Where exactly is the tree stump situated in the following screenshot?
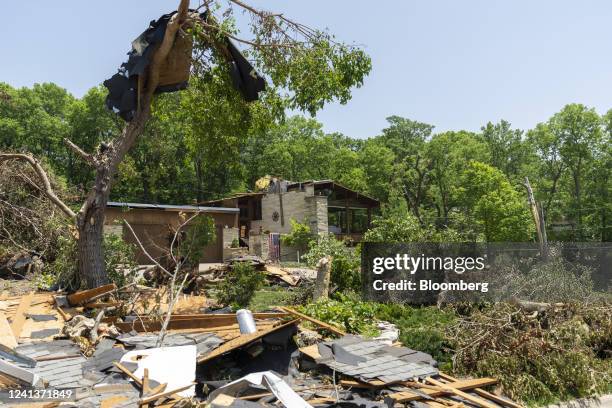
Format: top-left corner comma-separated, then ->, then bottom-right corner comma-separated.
313,256 -> 332,301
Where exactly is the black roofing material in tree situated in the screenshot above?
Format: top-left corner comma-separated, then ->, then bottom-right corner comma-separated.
104,10 -> 266,121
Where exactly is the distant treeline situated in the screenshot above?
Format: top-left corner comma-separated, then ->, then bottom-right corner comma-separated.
0,82 -> 610,242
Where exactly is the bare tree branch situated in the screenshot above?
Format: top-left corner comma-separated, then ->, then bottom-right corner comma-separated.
123,220 -> 173,278
0,154 -> 76,219
64,138 -> 97,167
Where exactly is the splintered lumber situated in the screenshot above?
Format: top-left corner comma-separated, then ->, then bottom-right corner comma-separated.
265,265 -> 299,286
280,306 -> 345,336
67,284 -> 116,306
425,377 -> 498,408
0,312 -> 17,348
84,301 -> 122,309
138,383 -> 194,406
389,378 -> 498,402
101,396 -> 131,408
197,319 -> 299,363
113,362 -> 143,387
146,382 -> 168,397
10,292 -> 33,339
114,312 -> 287,332
142,368 -> 150,395
438,373 -> 523,408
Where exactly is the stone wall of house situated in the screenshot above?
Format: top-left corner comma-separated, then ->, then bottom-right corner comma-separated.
258,190 -> 311,234
306,195 -> 328,236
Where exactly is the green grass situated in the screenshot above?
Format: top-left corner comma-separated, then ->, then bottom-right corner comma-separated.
248,286 -> 295,311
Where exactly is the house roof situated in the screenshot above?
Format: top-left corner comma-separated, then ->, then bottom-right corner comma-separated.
107,201 -> 239,214
287,180 -> 380,206
198,192 -> 265,205
198,180 -> 380,207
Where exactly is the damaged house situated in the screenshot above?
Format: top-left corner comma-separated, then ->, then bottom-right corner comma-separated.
201,179 -> 380,261
103,202 -> 240,264
102,180 -> 379,265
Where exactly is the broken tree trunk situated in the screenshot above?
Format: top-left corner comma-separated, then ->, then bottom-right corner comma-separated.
0,0 -> 190,289
313,256 -> 332,301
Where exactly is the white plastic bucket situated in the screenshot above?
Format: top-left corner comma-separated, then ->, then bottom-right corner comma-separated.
236,309 -> 257,334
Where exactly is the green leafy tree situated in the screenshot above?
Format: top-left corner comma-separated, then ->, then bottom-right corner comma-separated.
480,120 -> 532,183
281,219 -> 313,254
456,162 -> 533,241
0,0 -> 371,288
379,116 -> 435,224
427,131 -> 488,228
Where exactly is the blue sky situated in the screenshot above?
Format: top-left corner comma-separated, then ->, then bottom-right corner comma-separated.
1,1 -> 610,138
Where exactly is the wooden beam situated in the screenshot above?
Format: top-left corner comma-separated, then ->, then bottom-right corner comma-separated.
425,377 -> 498,408
145,382 -> 167,397
438,373 -> 523,408
67,284 -> 117,306
113,362 -> 143,387
0,312 -> 17,349
113,312 -> 289,332
280,306 -> 345,336
142,368 -> 150,395
389,378 -> 498,402
10,292 -> 33,339
138,383 -> 193,405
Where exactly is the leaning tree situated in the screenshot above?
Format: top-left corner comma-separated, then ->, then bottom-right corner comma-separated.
0,0 -> 370,288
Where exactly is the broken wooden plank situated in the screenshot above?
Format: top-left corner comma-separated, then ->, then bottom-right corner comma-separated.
67,284 -> 116,306
55,306 -> 71,322
84,301 -> 122,309
168,312 -> 289,320
197,319 -> 299,363
100,395 -> 131,408
113,362 -> 143,387
114,313 -> 286,332
425,377 -> 499,408
142,368 -> 150,395
438,373 -> 523,408
0,312 -> 17,348
280,306 -> 345,336
389,378 -> 498,402
265,265 -> 300,286
137,383 -> 194,406
10,292 -> 33,340
145,382 -> 167,398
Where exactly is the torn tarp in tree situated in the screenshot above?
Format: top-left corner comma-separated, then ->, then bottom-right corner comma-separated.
104,10 -> 266,121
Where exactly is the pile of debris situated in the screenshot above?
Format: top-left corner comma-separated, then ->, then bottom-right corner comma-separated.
0,285 -> 524,408
180,256 -> 317,293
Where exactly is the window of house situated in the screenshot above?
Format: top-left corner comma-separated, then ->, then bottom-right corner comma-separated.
351,208 -> 368,233
253,199 -> 262,220
328,207 -> 348,234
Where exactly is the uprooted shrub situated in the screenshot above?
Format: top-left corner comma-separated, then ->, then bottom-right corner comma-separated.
216,261 -> 265,309
448,302 -> 612,405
